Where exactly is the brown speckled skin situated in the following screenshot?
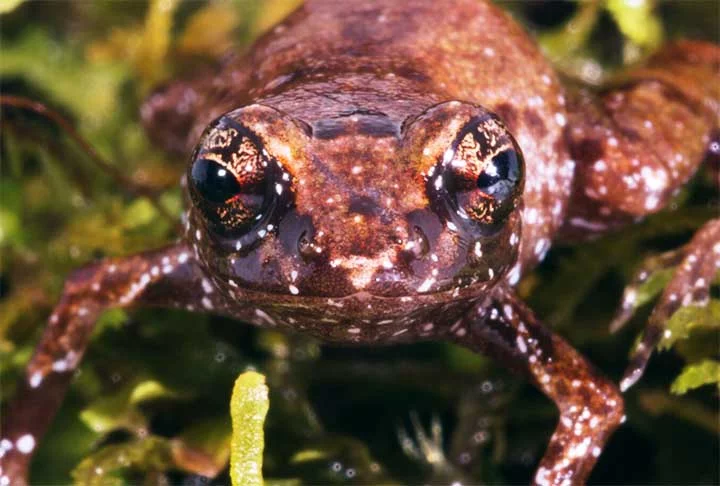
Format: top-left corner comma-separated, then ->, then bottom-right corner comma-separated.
2,1 -> 719,485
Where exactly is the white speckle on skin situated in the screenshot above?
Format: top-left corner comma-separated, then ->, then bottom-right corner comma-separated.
201,278 -> 214,294
289,284 -> 300,295
0,439 -> 12,453
525,208 -> 538,224
52,359 -> 69,372
16,434 -> 35,454
516,336 -> 527,354
201,297 -> 213,310
417,277 -> 435,293
473,241 -> 483,258
535,467 -> 551,486
29,371 -> 43,388
507,264 -> 521,286
178,252 -> 189,264
254,308 -> 277,326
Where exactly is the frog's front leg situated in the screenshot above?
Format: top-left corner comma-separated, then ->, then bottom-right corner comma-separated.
450,288 -> 624,485
0,244 -> 222,485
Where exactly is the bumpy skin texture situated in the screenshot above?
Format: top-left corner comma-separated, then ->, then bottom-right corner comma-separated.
2,1 -> 718,485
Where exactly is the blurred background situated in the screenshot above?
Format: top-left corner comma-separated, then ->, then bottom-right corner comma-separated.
1,0 -> 718,484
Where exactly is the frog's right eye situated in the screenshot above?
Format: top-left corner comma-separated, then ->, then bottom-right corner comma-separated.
190,159 -> 247,204
188,118 -> 292,245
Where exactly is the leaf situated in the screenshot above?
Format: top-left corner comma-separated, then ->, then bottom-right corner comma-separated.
671,360 -> 720,395
605,0 -> 663,48
0,0 -> 25,14
1,29 -> 130,136
171,417 -> 232,478
539,2 -> 600,60
230,370 -> 269,486
177,2 -> 241,58
659,301 -> 720,350
632,267 -> 674,310
71,436 -> 172,486
638,389 -> 720,434
80,379 -> 180,434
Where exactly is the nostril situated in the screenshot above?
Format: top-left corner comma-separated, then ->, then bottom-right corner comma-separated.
278,212 -> 319,260
403,225 -> 430,259
297,229 -> 316,258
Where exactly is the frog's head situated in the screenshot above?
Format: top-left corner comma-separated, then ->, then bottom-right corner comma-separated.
185,101 -> 524,312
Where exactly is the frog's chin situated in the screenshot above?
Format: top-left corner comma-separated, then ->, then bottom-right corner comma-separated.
228,284 -> 500,341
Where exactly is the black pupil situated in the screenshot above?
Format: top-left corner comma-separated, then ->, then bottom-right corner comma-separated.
190,158 -> 242,203
476,149 -> 520,201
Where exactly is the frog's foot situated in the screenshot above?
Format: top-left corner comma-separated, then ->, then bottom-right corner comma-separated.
398,413 -> 446,468
398,413 -> 466,481
619,218 -> 720,392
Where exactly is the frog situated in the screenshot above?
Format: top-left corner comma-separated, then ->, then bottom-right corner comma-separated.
2,0 -> 718,484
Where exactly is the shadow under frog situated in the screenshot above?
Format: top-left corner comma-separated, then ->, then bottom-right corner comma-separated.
2,0 -> 719,484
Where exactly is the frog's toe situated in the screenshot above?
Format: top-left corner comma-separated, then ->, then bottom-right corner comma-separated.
397,412 -> 446,465
397,412 -> 470,482
620,218 -> 720,392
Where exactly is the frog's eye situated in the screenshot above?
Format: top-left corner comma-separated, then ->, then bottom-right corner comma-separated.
190,159 -> 252,204
188,119 -> 292,242
428,116 -> 524,229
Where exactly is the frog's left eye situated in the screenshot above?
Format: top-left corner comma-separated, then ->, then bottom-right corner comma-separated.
428,116 -> 524,230
188,118 -> 292,243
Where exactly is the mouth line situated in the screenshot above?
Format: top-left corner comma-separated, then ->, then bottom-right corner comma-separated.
236,281 -> 487,302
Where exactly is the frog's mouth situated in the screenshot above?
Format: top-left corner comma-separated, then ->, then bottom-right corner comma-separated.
233,277 -> 496,307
